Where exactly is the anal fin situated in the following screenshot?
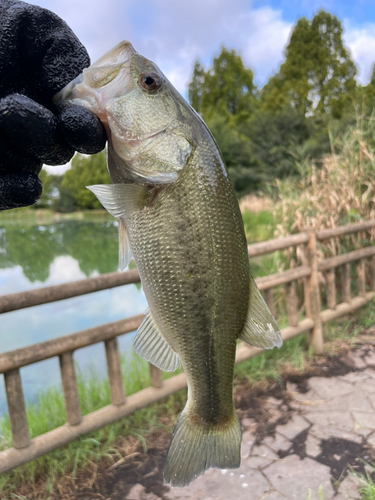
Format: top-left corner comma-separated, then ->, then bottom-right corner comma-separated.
133,310 -> 180,372
239,277 -> 283,349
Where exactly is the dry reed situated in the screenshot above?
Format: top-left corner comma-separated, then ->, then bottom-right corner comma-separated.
239,194 -> 273,214
275,112 -> 375,258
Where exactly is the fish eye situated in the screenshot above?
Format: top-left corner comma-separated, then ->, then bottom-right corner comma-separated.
139,72 -> 162,91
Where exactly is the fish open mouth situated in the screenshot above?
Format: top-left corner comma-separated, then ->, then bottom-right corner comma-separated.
53,41 -> 137,115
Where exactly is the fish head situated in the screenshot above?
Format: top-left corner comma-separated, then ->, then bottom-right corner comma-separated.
55,41 -> 195,184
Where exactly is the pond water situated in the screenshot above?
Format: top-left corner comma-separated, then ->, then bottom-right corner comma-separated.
0,216 -> 148,414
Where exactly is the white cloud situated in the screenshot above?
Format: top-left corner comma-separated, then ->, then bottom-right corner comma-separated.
238,8 -> 293,85
0,266 -> 29,295
43,160 -> 71,175
48,255 -> 86,283
344,21 -> 375,84
30,0 -> 292,97
33,0 -> 136,64
27,1 -> 375,96
133,3 -> 293,92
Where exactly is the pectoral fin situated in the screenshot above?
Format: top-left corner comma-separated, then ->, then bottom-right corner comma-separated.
133,310 -> 180,372
87,183 -> 150,271
118,217 -> 133,270
87,183 -> 151,218
239,277 -> 283,349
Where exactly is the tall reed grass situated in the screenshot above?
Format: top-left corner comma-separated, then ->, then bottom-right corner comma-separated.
275,111 -> 375,257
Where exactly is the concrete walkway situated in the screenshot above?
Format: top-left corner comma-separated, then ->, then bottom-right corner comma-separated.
126,344 -> 375,500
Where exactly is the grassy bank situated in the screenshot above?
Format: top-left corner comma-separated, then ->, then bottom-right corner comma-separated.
353,462 -> 375,499
0,207 -> 111,227
1,301 -> 374,498
0,202 -> 274,230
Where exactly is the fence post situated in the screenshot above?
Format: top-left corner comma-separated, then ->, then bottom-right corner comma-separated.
149,363 -> 163,388
356,259 -> 366,297
4,369 -> 30,449
341,264 -> 351,302
285,282 -> 298,327
264,289 -> 276,318
60,352 -> 81,425
371,256 -> 375,292
105,338 -> 126,406
303,229 -> 324,354
326,269 -> 336,309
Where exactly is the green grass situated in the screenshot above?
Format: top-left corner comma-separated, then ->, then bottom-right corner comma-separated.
242,210 -> 276,244
235,330 -> 308,383
351,462 -> 375,499
0,207 -> 110,227
1,207 -> 273,234
305,486 -> 325,500
0,354 -> 185,497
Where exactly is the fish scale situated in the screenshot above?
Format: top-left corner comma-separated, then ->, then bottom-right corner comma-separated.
55,40 -> 282,487
127,136 -> 249,425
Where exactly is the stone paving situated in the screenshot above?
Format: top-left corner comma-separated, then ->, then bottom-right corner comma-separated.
125,344 -> 375,500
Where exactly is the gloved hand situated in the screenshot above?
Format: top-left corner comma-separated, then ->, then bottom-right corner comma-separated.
0,0 -> 107,210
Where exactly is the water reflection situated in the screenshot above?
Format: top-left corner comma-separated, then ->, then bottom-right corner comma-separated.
0,219 -> 147,413
0,220 -> 119,283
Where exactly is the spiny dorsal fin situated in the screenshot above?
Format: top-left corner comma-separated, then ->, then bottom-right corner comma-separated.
118,217 -> 133,271
238,277 -> 283,350
133,310 -> 180,372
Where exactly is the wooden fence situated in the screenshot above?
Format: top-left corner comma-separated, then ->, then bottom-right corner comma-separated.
0,219 -> 375,474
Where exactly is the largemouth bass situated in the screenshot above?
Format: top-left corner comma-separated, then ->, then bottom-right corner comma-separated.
55,41 -> 282,487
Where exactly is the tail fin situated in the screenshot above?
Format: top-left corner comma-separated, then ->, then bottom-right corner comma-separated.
163,408 -> 241,487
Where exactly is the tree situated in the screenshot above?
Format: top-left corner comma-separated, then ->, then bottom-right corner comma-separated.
59,151 -> 109,210
205,112 -> 262,194
357,64 -> 375,113
54,186 -> 76,213
62,222 -> 118,276
188,47 -> 257,121
244,106 -> 313,181
188,60 -> 205,114
187,48 -> 262,194
262,10 -> 357,119
3,225 -> 62,282
34,169 -> 61,209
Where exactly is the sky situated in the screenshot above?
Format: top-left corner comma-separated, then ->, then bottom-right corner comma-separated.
33,0 -> 375,173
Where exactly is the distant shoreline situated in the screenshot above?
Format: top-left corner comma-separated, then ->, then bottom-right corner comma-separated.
0,194 -> 270,222
0,207 -> 111,224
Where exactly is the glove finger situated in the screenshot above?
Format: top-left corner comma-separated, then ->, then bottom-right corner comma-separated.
41,28 -> 90,96
59,106 -> 107,154
0,94 -> 74,165
0,135 -> 42,176
0,172 -> 42,210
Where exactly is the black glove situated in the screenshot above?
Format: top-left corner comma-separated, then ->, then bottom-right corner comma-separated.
0,0 -> 107,210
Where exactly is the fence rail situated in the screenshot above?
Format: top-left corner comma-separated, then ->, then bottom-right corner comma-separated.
0,220 -> 375,474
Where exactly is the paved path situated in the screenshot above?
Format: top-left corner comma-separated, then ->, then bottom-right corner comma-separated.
125,344 -> 375,500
